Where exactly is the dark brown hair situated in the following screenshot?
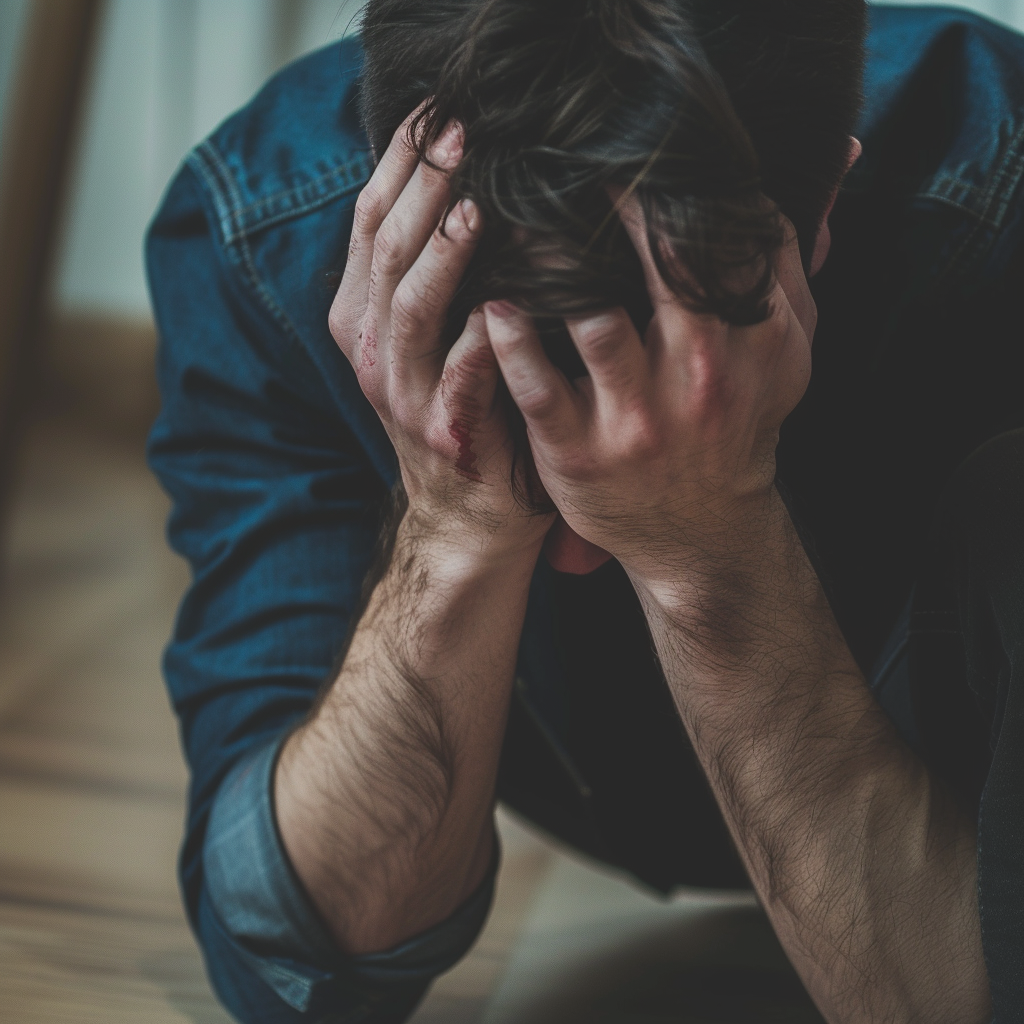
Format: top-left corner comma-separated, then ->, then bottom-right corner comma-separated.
358,0 -> 867,339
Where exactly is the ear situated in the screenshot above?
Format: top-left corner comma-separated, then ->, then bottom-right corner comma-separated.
809,137 -> 863,277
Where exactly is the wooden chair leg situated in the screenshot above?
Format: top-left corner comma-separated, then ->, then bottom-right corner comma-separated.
0,0 -> 104,538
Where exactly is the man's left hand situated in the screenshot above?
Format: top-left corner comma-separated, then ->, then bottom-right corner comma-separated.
484,198 -> 814,590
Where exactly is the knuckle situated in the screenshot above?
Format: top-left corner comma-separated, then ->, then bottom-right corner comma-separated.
390,281 -> 425,331
372,223 -> 405,277
328,300 -> 346,347
328,298 -> 356,353
422,420 -> 452,455
515,383 -> 559,420
352,353 -> 383,406
578,328 -> 617,361
353,188 -> 384,236
389,391 -> 423,433
443,346 -> 492,395
372,228 -> 401,269
691,368 -> 735,421
358,375 -> 384,411
618,412 -> 660,458
574,314 -> 621,359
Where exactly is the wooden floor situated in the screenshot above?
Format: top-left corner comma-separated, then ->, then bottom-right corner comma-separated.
0,411 -> 557,1024
0,411 -> 821,1023
0,414 -> 224,1023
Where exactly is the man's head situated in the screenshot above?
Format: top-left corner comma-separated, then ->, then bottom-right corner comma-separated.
358,0 -> 867,334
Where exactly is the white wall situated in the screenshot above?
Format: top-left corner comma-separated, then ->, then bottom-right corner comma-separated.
0,0 -> 365,319
0,0 -> 30,125
0,0 -> 1022,320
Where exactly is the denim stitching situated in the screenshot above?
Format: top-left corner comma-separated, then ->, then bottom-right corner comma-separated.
190,143 -> 305,347
912,191 -> 998,226
927,178 -> 995,200
187,141 -> 371,240
932,119 -> 1024,279
187,144 -> 236,247
225,157 -> 372,238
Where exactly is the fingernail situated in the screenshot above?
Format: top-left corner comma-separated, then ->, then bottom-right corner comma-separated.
459,198 -> 480,234
487,300 -> 519,319
441,119 -> 463,146
430,120 -> 463,169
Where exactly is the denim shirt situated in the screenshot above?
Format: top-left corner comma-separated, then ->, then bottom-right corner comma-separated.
147,7 -> 1024,1024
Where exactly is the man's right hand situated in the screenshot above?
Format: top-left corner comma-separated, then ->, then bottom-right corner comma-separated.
274,112 -> 548,958
329,111 -> 553,554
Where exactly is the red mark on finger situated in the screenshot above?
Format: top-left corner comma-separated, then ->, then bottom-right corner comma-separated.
358,326 -> 377,373
449,419 -> 482,481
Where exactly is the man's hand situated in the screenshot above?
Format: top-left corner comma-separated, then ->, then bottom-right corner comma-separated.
485,202 -> 990,1024
275,115 -> 549,956
484,198 -> 814,591
330,111 -> 552,555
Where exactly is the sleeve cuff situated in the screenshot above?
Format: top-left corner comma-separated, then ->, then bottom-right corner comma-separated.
202,735 -> 499,1013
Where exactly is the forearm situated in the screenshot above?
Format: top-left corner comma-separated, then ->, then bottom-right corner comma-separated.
632,489 -> 989,1024
275,509 -> 540,955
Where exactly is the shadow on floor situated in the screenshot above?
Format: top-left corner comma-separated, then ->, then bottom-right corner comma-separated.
486,901 -> 824,1024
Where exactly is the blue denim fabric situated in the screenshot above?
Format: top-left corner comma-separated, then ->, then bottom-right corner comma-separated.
147,8 -> 1024,1024
204,739 -> 337,974
202,737 -> 497,1019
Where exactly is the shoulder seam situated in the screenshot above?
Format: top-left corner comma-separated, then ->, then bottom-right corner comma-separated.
186,142 -> 371,247
925,119 -> 1024,280
187,143 -> 307,349
919,120 -> 1024,232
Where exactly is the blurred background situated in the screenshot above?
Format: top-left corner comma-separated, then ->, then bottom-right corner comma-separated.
0,2 -> 1022,1022
0,0 -> 367,440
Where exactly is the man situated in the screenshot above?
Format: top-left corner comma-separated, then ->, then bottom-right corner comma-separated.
147,2 -> 1023,1022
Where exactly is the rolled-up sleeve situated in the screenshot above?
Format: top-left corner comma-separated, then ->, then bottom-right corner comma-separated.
146,155 -> 495,1023
203,737 -> 497,1022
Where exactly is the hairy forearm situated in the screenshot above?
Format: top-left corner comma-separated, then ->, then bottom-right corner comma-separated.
275,509 -> 539,955
632,489 -> 990,1024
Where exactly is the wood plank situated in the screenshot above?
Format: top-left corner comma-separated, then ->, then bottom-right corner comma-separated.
0,776 -> 185,918
0,413 -> 556,1022
0,901 -> 231,1024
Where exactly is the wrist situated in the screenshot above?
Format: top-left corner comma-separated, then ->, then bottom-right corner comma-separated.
401,499 -> 552,575
623,487 -> 789,614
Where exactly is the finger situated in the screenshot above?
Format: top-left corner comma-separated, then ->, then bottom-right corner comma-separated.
484,302 -> 578,441
614,189 -> 728,374
612,191 -> 678,310
564,306 -> 647,411
442,308 -> 500,419
389,198 -> 482,396
423,311 -> 499,483
330,108 -> 423,358
348,110 -> 424,282
773,219 -> 816,342
368,121 -> 463,309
